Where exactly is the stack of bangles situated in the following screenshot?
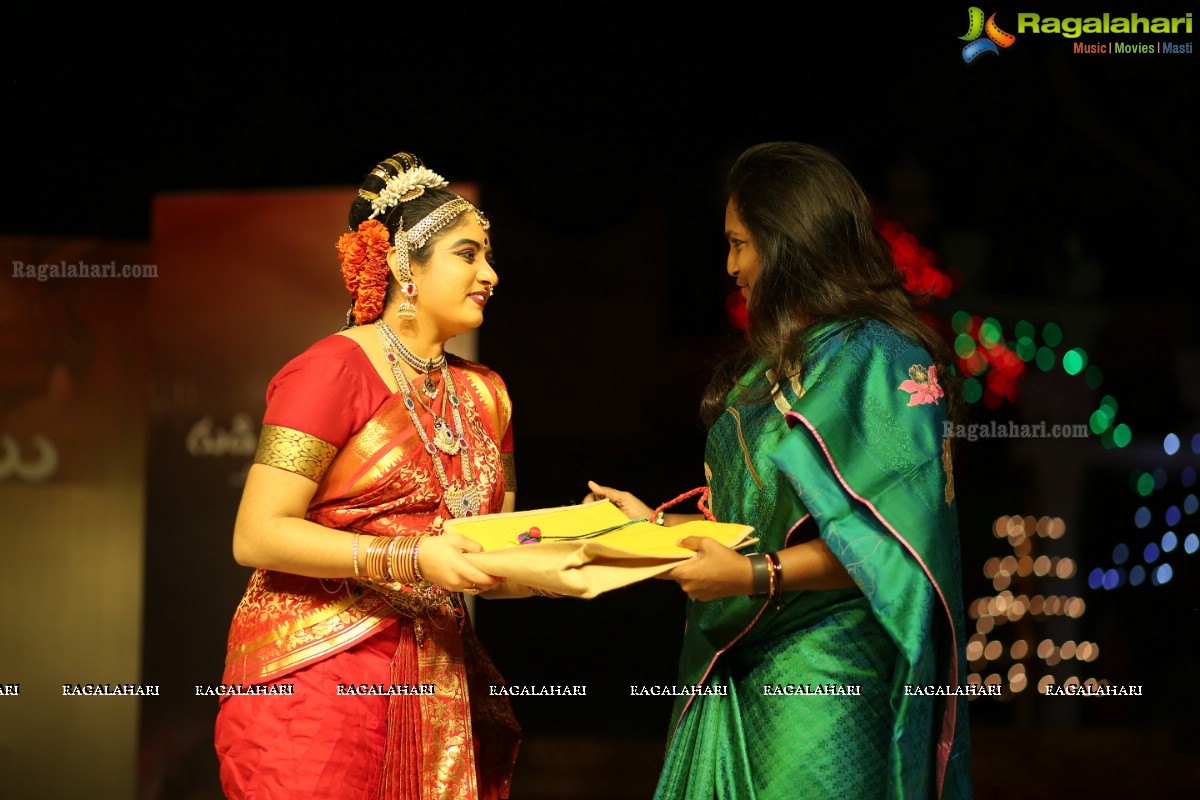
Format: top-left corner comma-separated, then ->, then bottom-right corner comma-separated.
353,532 -> 426,584
353,532 -> 564,598
748,552 -> 784,609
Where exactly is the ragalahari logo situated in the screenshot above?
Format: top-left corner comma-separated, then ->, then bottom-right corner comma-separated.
960,7 -> 1016,62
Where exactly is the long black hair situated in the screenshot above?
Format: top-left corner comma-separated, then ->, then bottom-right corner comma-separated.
699,142 -> 962,428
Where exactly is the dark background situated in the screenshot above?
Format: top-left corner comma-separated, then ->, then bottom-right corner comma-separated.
4,3 -> 1199,797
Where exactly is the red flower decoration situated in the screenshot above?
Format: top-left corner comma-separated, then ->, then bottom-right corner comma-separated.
336,220 -> 391,324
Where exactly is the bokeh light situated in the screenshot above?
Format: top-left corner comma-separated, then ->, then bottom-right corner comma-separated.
1152,563 -> 1174,585
1062,348 -> 1087,375
1113,424 -> 1132,448
1042,322 -> 1062,347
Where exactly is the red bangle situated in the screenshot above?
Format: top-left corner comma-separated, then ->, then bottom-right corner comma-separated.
765,552 -> 783,609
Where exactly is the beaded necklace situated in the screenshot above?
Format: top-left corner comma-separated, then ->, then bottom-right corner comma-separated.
375,321 -> 482,517
376,320 -> 444,400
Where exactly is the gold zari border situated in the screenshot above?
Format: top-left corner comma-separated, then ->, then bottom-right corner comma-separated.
254,424 -> 338,483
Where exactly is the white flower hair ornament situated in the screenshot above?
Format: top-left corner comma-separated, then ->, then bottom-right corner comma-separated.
369,167 -> 450,218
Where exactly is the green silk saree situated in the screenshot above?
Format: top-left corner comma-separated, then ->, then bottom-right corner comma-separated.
654,319 -> 972,799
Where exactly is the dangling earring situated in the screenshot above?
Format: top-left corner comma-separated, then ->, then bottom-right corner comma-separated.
388,225 -> 420,322
398,281 -> 417,320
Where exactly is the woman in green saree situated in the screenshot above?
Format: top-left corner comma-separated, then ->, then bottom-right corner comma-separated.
587,142 -> 972,798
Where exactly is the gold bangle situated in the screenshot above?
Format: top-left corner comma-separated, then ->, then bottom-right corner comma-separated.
384,536 -> 400,583
376,537 -> 391,582
377,536 -> 422,584
352,533 -> 361,578
366,536 -> 390,582
399,536 -> 419,584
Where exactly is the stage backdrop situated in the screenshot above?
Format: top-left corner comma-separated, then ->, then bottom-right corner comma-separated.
0,235 -> 151,799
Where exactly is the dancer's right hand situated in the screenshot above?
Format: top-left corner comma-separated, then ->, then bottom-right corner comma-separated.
418,533 -> 505,593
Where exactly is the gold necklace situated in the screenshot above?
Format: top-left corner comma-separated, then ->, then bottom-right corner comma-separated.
375,320 -> 442,400
374,322 -> 482,517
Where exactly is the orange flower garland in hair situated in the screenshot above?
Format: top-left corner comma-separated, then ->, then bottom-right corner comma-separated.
336,220 -> 391,325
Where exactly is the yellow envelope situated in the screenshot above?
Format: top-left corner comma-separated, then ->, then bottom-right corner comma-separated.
449,500 -> 755,598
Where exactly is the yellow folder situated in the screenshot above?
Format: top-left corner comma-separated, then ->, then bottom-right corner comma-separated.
449,500 -> 755,598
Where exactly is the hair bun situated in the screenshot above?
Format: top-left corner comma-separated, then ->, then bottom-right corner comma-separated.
350,151 -> 444,230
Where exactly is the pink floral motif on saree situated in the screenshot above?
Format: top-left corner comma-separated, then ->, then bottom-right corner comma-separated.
898,363 -> 944,406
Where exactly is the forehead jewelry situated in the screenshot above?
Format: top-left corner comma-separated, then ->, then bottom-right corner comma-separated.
387,198 -> 490,321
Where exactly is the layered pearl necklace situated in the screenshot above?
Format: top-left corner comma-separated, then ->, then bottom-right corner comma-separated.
374,321 -> 481,517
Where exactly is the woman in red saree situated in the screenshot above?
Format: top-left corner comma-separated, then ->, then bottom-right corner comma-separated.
215,152 -> 523,799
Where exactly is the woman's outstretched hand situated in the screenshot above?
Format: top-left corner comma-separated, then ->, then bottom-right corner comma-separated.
418,533 -> 505,593
584,480 -> 654,521
659,536 -> 753,601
